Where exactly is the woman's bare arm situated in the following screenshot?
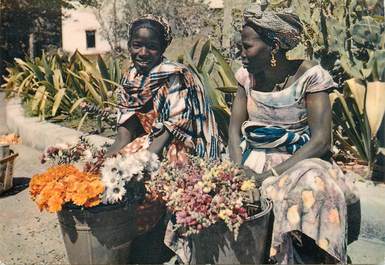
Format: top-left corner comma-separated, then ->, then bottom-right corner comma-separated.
105,115 -> 143,157
147,129 -> 171,157
229,85 -> 249,164
254,91 -> 332,183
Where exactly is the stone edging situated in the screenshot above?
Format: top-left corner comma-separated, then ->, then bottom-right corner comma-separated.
5,98 -> 113,151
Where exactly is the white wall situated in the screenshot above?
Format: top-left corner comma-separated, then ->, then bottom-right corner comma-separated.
62,7 -> 111,55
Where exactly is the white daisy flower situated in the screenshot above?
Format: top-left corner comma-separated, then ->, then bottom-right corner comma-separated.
118,156 -> 144,180
101,172 -> 119,189
104,181 -> 126,204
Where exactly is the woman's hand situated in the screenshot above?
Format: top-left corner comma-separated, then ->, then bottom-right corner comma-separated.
147,129 -> 171,157
242,166 -> 272,186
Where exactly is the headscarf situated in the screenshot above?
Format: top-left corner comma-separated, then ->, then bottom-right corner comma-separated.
129,14 -> 173,49
243,0 -> 303,50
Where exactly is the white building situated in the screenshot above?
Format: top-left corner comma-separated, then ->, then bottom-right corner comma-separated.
62,7 -> 112,55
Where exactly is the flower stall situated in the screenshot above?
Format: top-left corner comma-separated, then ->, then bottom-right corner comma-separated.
29,137 -> 165,265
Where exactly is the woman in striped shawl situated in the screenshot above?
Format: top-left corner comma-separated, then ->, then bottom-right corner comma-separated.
229,2 -> 359,264
106,15 -> 220,162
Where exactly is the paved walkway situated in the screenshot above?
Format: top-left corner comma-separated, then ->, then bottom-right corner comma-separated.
0,92 -> 384,264
1,94 -> 66,264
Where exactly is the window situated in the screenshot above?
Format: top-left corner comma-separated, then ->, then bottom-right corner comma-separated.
86,30 -> 96,48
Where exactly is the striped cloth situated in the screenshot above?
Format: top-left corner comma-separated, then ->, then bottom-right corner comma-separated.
117,58 -> 220,159
241,124 -> 310,164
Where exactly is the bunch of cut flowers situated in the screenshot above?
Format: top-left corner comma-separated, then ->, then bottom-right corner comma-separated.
146,155 -> 257,239
30,137 -> 160,212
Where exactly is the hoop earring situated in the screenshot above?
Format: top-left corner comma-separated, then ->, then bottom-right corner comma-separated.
270,50 -> 277,67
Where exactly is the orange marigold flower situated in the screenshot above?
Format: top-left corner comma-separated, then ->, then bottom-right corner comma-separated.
29,165 -> 104,212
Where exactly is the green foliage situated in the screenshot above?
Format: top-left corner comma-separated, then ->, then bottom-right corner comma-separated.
1,51 -> 122,123
178,39 -> 237,144
330,79 -> 385,168
93,0 -> 223,53
272,0 -> 385,81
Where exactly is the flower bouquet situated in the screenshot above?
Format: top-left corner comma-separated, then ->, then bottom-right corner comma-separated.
147,155 -> 273,264
29,137 -> 165,265
31,137 -> 161,212
146,155 -> 258,239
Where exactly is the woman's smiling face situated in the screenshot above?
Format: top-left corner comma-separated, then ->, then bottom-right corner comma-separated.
241,25 -> 272,74
129,27 -> 164,74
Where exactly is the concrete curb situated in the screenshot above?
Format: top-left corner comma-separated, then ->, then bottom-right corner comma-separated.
5,98 -> 113,151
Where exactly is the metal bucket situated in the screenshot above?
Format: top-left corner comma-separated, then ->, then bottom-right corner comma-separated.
0,144 -> 11,192
190,199 -> 273,264
57,200 -> 165,265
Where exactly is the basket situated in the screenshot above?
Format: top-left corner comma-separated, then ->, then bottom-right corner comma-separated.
0,151 -> 18,194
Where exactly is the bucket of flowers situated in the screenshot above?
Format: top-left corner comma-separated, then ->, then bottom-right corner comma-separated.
146,156 -> 273,264
29,137 -> 165,265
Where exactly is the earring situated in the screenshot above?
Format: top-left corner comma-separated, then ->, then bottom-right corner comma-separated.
270,50 -> 277,67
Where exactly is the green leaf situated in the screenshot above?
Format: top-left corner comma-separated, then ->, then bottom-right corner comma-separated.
32,86 -> 46,111
211,45 -> 237,86
96,55 -> 110,80
75,50 -> 102,78
190,39 -> 200,59
42,52 -> 54,85
79,71 -> 103,106
52,88 -> 66,116
53,69 -> 64,91
39,91 -> 48,120
77,112 -> 89,131
197,40 -> 211,71
70,98 -> 86,113
215,86 -> 238,93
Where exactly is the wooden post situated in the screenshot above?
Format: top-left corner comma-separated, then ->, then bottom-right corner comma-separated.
222,0 -> 252,49
29,32 -> 35,59
222,0 -> 233,49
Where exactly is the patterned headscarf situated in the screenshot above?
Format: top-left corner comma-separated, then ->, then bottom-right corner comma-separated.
243,0 -> 303,50
129,14 -> 173,49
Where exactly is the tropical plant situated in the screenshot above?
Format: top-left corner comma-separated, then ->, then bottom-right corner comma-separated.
271,0 -> 385,83
330,80 -> 385,170
1,50 -> 122,131
178,39 -> 238,144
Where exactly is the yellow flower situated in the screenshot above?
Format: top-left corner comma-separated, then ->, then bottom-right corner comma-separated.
218,209 -> 233,220
197,180 -> 215,193
241,180 -> 256,191
203,186 -> 212,193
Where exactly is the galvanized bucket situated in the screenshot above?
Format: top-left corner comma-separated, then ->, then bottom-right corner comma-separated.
57,200 -> 165,265
0,144 -> 13,193
190,199 -> 273,264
